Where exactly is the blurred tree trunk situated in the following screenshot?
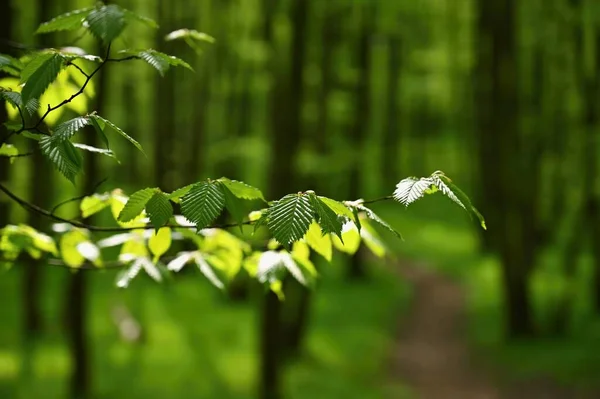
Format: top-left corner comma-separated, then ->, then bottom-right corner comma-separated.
260,0 -> 308,397
22,0 -> 57,340
65,38 -> 110,399
153,2 -> 177,191
0,0 -> 11,226
475,0 -> 537,338
347,3 -> 373,280
383,36 -> 402,187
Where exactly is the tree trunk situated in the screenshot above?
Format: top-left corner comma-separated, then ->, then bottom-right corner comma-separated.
347,3 -> 373,280
0,0 -> 11,226
260,0 -> 308,397
383,36 -> 402,187
475,0 -> 537,338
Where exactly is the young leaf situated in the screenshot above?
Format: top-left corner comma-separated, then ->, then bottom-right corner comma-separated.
88,115 -> 110,149
359,219 -> 387,258
85,4 -> 126,44
118,188 -> 157,223
309,194 -> 344,239
304,222 -> 332,262
319,196 -> 354,219
145,192 -> 173,230
181,181 -> 225,230
0,54 -> 22,76
80,193 -> 110,218
21,53 -> 65,102
148,227 -> 171,262
393,176 -> 436,206
89,114 -> 145,155
72,143 -> 118,161
167,251 -> 194,272
59,229 -> 88,267
53,116 -> 90,140
122,8 -> 158,29
36,7 -> 93,33
119,49 -> 193,76
39,136 -> 83,182
267,193 -> 313,247
116,259 -> 143,288
194,253 -> 225,289
164,29 -> 215,43
0,144 -> 18,158
433,172 -> 487,230
353,204 -> 402,239
221,185 -> 247,226
332,222 -> 361,255
0,90 -> 40,117
217,178 -> 265,201
166,184 -> 194,202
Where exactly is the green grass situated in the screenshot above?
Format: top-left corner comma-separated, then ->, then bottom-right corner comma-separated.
374,197 -> 600,390
0,256 -> 410,398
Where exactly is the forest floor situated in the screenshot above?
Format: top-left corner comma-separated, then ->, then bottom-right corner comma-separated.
387,261 -> 597,399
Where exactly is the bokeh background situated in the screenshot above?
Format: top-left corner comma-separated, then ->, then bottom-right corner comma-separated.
2,0 -> 600,398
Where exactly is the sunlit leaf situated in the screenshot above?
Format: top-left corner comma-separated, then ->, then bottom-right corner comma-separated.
148,227 -> 171,262
267,193 -> 313,247
36,7 -> 93,33
181,181 -> 225,230
118,188 -> 157,222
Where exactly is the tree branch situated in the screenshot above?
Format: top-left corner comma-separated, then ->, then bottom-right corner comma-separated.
0,181 -> 251,232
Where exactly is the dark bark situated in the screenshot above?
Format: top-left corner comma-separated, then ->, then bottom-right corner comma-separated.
0,0 -> 11,226
347,4 -> 373,280
383,36 -> 402,187
475,0 -> 536,338
153,2 -> 177,191
259,290 -> 283,399
260,0 -> 309,397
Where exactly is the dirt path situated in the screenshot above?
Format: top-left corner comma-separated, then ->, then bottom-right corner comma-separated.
388,262 -> 587,399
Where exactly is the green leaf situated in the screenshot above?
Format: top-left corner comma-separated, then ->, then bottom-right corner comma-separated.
393,176 -> 436,206
166,184 -> 194,202
72,143 -> 118,161
89,114 -> 145,155
21,53 -> 65,102
148,227 -> 171,262
59,229 -> 88,267
119,49 -> 193,76
353,204 -> 402,239
332,222 -> 361,255
221,185 -> 247,226
0,144 -> 18,157
359,218 -> 387,258
80,193 -> 110,218
194,253 -> 226,289
433,172 -> 487,230
217,178 -> 265,201
318,196 -> 354,219
122,8 -> 158,29
145,192 -> 173,230
267,193 -> 313,247
304,222 -> 332,262
0,90 -> 39,116
87,115 -> 110,149
164,29 -> 215,43
0,54 -> 23,76
53,116 -> 90,140
85,4 -> 126,44
39,136 -> 83,183
118,188 -> 157,223
36,7 -> 93,33
309,194 -> 343,239
181,181 -> 225,230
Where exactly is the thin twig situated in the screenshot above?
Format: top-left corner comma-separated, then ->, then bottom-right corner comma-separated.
0,181 -> 251,232
67,62 -> 90,79
51,177 -> 108,215
0,151 -> 35,158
